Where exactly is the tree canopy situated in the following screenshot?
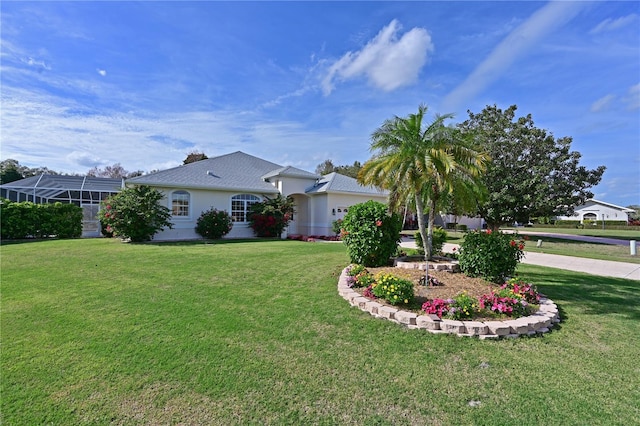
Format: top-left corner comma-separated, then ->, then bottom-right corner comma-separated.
459,105 -> 605,230
359,104 -> 487,260
0,159 -> 61,184
315,160 -> 362,179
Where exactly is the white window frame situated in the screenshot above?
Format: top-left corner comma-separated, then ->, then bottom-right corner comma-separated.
230,194 -> 261,223
171,190 -> 191,218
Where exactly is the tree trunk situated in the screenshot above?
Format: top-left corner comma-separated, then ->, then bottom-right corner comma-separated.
414,195 -> 430,285
427,198 -> 436,260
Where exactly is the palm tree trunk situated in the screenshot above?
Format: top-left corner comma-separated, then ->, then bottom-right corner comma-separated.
427,197 -> 436,260
414,195 -> 430,284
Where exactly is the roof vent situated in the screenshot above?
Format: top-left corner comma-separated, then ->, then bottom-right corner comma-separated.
206,170 -> 213,176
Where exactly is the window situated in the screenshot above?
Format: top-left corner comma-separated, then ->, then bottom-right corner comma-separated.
172,190 -> 190,217
231,194 -> 260,222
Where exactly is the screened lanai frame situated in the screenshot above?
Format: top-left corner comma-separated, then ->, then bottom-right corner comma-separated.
0,174 -> 125,205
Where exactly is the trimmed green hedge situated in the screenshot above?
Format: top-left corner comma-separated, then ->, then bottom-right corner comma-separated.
0,200 -> 82,239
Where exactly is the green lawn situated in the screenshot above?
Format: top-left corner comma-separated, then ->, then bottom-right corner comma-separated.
504,226 -> 640,241
2,239 -> 639,425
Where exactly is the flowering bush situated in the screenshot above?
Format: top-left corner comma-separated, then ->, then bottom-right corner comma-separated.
478,287 -> 530,317
447,292 -> 478,320
248,195 -> 295,238
195,208 -> 233,239
502,278 -> 540,304
371,273 -> 414,305
458,230 -> 525,283
345,264 -> 375,288
341,200 -> 402,267
421,298 -> 452,318
99,186 -> 173,242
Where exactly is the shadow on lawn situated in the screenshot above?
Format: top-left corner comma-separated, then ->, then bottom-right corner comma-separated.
522,269 -> 640,321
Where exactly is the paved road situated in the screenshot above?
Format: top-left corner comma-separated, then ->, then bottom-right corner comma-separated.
400,239 -> 640,281
503,230 -> 639,246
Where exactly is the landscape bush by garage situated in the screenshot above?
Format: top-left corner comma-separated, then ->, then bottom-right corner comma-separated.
0,200 -> 82,239
340,200 -> 402,267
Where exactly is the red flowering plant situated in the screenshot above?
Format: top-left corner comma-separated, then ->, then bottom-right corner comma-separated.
247,195 -> 295,238
478,287 -> 531,317
421,298 -> 453,318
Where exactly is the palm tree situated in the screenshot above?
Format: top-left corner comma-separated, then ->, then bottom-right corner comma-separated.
359,105 -> 488,262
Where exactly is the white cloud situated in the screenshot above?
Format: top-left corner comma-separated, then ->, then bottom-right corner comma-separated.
624,83 -> 640,110
441,2 -> 586,113
97,69 -> 107,77
321,20 -> 433,95
590,94 -> 615,113
22,56 -> 51,71
590,14 -> 639,34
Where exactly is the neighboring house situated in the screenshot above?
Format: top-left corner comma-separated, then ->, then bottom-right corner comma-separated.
0,174 -> 125,237
555,199 -> 634,223
126,151 -> 388,240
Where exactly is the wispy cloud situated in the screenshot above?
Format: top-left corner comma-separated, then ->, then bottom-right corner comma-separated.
590,13 -> 639,34
97,69 -> 107,77
321,20 -> 433,95
623,83 -> 640,110
441,2 -> 586,112
590,94 -> 615,113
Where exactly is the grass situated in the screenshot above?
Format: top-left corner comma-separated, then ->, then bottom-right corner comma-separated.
2,239 -> 640,425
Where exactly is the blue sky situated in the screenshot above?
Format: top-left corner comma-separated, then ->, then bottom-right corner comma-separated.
1,1 -> 639,207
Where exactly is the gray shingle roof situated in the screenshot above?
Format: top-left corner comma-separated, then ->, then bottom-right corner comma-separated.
126,151 -> 287,193
261,166 -> 320,180
305,172 -> 388,196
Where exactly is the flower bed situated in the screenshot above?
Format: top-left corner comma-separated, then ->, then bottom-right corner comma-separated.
338,266 -> 560,339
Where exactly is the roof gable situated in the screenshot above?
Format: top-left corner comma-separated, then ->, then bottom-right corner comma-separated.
306,172 -> 388,196
582,199 -> 634,213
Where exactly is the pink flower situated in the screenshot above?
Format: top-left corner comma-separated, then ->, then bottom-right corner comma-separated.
375,220 -> 383,227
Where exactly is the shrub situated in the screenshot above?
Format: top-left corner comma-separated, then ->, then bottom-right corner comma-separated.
99,185 -> 173,242
421,298 -> 452,318
340,200 -> 402,267
502,278 -> 540,304
478,287 -> 530,317
248,195 -> 295,238
414,227 -> 448,255
458,230 -> 525,283
331,219 -> 343,237
371,273 -> 414,305
344,264 -> 373,288
446,292 -> 478,320
0,200 -> 82,239
195,208 -> 233,239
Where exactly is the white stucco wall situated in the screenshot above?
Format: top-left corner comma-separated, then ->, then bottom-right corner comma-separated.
308,192 -> 388,236
150,187 -> 269,241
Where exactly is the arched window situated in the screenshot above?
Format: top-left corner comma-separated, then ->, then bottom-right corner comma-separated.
231,194 -> 260,222
171,190 -> 190,217
583,212 -> 597,221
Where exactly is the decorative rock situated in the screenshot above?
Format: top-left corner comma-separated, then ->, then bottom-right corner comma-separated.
378,306 -> 398,320
354,297 -> 370,309
479,334 -> 500,340
440,319 -> 466,334
484,321 -> 511,336
416,315 -> 441,330
462,321 -> 489,336
395,311 -> 418,325
503,320 -> 529,335
365,301 -> 383,315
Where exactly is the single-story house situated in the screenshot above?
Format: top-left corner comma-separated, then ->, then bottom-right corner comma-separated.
555,199 -> 634,223
126,151 -> 388,240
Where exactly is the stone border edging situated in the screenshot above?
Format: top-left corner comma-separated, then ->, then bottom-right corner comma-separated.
338,267 -> 560,339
